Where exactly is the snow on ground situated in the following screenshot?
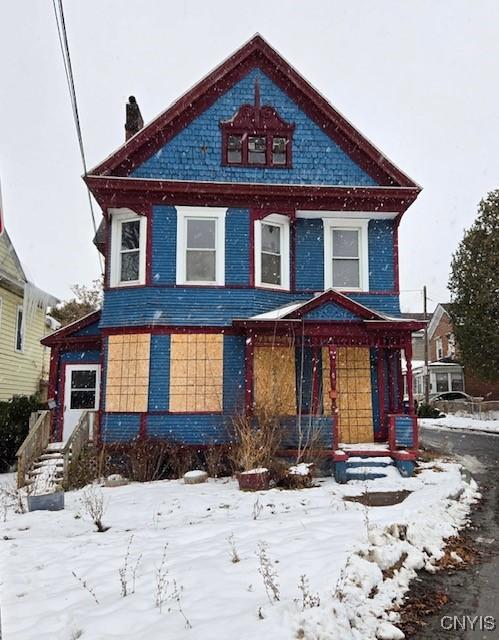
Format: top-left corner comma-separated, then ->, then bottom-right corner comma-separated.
420,415 -> 499,435
0,464 -> 479,640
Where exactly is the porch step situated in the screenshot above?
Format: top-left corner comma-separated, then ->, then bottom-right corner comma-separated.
344,455 -> 395,482
346,456 -> 394,469
46,442 -> 65,453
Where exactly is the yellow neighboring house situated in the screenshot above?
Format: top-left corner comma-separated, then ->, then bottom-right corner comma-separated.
0,230 -> 59,402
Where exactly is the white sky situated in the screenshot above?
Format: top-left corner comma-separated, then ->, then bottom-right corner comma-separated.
1,0 -> 498,312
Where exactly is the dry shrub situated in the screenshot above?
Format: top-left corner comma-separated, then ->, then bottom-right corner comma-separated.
229,403 -> 282,472
67,446 -> 106,489
203,445 -> 231,478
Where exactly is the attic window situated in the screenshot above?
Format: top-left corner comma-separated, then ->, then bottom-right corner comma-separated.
220,79 -> 294,168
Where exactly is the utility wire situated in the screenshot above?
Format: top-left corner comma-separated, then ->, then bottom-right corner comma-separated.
52,0 -> 103,274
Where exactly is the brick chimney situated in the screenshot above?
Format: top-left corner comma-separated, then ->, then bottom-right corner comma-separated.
125,96 -> 144,141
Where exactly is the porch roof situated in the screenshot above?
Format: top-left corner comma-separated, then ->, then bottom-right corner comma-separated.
233,289 -> 426,332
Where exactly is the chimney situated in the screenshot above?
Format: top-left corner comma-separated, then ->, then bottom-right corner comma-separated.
125,96 -> 144,141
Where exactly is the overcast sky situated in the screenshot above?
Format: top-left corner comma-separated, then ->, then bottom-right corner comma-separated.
1,0 -> 498,311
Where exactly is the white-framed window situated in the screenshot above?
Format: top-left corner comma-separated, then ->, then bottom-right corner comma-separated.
435,336 -> 443,360
176,206 -> 226,286
447,332 -> 456,358
110,208 -> 147,287
323,218 -> 369,291
254,214 -> 290,289
15,305 -> 24,353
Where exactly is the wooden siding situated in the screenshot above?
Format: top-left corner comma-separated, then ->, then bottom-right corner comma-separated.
0,232 -> 24,282
105,334 -> 150,412
336,347 -> 373,443
253,345 -> 296,414
169,334 -> 223,412
0,286 -> 50,402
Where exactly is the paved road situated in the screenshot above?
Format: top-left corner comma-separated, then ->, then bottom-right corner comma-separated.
416,425 -> 499,639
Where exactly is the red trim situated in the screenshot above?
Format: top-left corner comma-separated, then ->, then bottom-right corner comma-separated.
245,333 -> 254,413
329,345 -> 338,449
311,347 -> 320,415
393,214 -> 401,294
85,176 -> 420,214
387,351 -> 395,414
88,35 -> 419,189
47,345 -> 60,440
287,289 -> 385,321
377,347 -> 387,440
396,351 -> 404,412
405,339 -> 415,414
290,216 -> 296,291
139,413 -> 148,437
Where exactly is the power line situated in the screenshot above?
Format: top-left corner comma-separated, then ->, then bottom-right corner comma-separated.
52,0 -> 103,274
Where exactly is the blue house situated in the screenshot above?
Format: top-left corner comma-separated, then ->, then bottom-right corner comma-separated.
41,35 -> 424,479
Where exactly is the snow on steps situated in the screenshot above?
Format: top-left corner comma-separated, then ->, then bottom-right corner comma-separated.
345,456 -> 395,482
25,443 -> 67,494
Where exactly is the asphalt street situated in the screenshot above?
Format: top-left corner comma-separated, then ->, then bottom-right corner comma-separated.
414,425 -> 499,639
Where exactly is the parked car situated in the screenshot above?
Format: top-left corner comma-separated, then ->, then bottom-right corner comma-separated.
430,391 -> 474,403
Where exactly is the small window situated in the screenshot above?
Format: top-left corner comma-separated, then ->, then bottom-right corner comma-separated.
451,372 -> 464,391
227,135 -> 242,164
261,223 -> 282,286
186,218 -> 217,282
332,229 -> 360,289
15,306 -> 24,352
110,209 -> 147,287
435,337 -> 443,360
70,370 -> 97,409
435,372 -> 449,392
248,136 -> 266,164
119,220 -> 141,282
272,136 -> 287,165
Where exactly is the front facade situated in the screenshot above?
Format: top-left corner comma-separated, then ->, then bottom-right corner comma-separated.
43,36 -> 424,468
0,230 -> 58,401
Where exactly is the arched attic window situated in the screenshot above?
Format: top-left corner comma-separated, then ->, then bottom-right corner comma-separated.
220,79 -> 294,168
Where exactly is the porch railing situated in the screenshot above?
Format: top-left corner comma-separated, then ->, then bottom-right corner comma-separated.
62,410 -> 96,488
16,410 -> 51,489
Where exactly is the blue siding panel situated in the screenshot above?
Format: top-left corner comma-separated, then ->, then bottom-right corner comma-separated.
73,320 -> 101,337
303,302 -> 359,321
131,68 -> 377,187
295,218 -> 324,290
61,350 -> 100,363
147,414 -> 228,444
395,416 -> 414,447
223,335 -> 245,413
368,220 -> 395,292
101,414 -> 141,442
225,209 -> 250,286
148,335 -> 170,411
151,206 -> 177,285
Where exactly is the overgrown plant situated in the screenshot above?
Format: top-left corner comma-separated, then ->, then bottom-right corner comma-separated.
80,485 -> 108,532
119,534 -> 142,597
297,574 -> 320,609
257,541 -> 280,604
0,481 -> 26,520
229,402 -> 282,472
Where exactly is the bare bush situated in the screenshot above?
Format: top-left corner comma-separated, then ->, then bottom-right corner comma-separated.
204,445 -> 228,478
71,570 -> 99,604
80,485 -> 108,532
227,532 -> 240,563
155,542 -> 169,612
229,403 -> 282,472
119,534 -> 142,597
257,541 -> 280,604
298,574 -> 320,609
0,481 -> 26,520
252,496 -> 263,521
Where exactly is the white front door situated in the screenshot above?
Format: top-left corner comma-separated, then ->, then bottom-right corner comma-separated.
63,364 -> 101,442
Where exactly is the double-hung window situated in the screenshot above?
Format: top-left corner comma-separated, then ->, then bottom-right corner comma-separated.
254,214 -> 290,289
176,207 -> 226,286
110,209 -> 147,287
323,218 -> 368,291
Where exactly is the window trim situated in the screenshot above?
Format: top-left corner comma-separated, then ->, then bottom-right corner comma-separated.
109,208 -> 147,288
435,336 -> 443,360
15,305 -> 24,353
176,206 -> 226,286
222,131 -> 293,168
323,218 -> 369,291
254,214 -> 290,290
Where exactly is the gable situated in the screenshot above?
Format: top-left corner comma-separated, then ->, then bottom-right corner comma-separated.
302,301 -> 361,321
131,68 -> 378,187
0,231 -> 26,284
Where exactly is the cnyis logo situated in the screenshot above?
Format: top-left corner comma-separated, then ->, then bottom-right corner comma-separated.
441,616 -> 496,632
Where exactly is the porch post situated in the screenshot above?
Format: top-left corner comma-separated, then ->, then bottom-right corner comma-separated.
244,332 -> 254,414
387,350 -> 395,414
47,345 -> 60,442
396,350 -> 404,412
329,345 -> 339,449
377,346 -> 387,439
404,339 -> 415,414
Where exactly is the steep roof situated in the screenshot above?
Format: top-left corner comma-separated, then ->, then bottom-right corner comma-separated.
88,34 -> 420,190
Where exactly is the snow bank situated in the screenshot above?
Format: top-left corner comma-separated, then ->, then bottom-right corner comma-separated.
420,415 -> 499,434
0,462 -> 479,640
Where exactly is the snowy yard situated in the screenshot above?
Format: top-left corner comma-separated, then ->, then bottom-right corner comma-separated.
0,464 -> 478,640
420,415 -> 499,435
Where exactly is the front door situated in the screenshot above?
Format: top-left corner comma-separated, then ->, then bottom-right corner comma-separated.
63,364 -> 100,442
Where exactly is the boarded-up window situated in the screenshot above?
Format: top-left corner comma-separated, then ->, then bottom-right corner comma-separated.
106,334 -> 150,412
253,346 -> 296,414
336,347 -> 373,443
169,334 -> 223,412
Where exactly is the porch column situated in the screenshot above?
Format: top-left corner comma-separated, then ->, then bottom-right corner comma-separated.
328,345 -> 339,449
396,350 -> 404,412
404,339 -> 415,414
387,350 -> 395,414
376,347 -> 386,437
47,345 -> 60,441
244,333 -> 254,414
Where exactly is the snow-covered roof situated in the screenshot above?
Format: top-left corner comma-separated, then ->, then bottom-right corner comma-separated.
250,301 -> 305,320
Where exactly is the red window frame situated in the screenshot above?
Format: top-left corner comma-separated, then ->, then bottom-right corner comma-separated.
221,130 -> 293,168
